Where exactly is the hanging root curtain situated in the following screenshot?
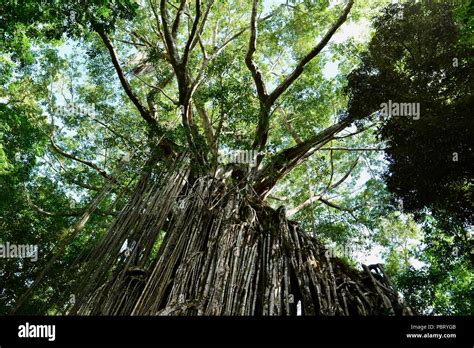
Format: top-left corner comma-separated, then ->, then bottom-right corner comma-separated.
67,154 -> 414,316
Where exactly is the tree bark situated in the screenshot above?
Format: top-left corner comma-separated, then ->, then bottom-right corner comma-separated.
69,157 -> 414,316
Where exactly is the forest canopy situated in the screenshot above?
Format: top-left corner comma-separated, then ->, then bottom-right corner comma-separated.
0,0 -> 472,316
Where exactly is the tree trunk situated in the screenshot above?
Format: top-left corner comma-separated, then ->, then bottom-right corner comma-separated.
69,156 -> 414,316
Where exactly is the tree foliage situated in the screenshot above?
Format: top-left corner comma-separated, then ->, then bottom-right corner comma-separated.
345,0 -> 473,315
346,1 -> 473,224
0,0 -> 471,315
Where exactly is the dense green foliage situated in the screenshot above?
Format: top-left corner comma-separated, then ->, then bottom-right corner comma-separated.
0,0 -> 472,315
347,1 -> 473,224
345,1 -> 473,314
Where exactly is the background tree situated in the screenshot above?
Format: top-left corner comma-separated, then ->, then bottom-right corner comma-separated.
345,0 -> 473,314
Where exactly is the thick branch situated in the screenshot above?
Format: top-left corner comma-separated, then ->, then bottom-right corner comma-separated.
160,0 -> 180,65
267,0 -> 354,106
90,19 -> 178,157
189,13 -> 274,97
245,0 -> 272,155
189,0 -> 215,53
286,195 -> 321,217
93,25 -> 155,126
182,0 -> 202,68
249,0 -> 353,156
171,0 -> 187,38
254,116 -> 355,197
245,0 -> 268,103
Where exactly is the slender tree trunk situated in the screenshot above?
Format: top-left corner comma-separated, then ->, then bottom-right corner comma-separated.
69,156 -> 414,316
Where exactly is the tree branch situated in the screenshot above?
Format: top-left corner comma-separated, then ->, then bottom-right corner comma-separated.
278,107 -> 302,144
92,24 -> 155,126
27,197 -> 116,217
334,123 -> 376,139
189,12 -> 275,98
286,195 -> 321,217
41,158 -> 104,192
245,0 -> 268,103
190,0 -> 215,53
318,197 -> 354,214
90,116 -> 137,149
326,157 -> 359,193
254,116 -> 355,197
160,0 -> 180,65
215,12 -> 273,58
248,0 -> 353,157
49,137 -> 115,182
182,0 -> 202,68
171,0 -> 187,38
319,147 -> 386,152
267,0 -> 354,106
286,157 -> 359,217
196,103 -> 217,153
